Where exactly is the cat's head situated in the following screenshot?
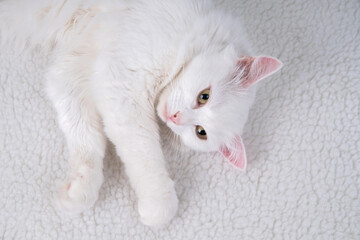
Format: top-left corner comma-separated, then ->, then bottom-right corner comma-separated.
157,47 -> 282,170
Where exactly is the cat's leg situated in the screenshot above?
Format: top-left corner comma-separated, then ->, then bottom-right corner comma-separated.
99,97 -> 178,227
46,62 -> 106,214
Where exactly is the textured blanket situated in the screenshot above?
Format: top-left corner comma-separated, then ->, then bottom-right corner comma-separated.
1,0 -> 359,239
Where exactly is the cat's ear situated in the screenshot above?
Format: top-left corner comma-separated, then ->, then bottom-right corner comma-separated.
219,136 -> 247,170
235,56 -> 282,88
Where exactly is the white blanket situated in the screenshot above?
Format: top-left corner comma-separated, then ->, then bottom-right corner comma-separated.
1,0 -> 359,239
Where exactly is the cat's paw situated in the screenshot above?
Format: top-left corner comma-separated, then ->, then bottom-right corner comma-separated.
138,188 -> 178,227
55,165 -> 103,215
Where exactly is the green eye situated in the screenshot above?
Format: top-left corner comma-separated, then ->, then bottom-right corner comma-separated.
198,88 -> 210,105
195,125 -> 207,140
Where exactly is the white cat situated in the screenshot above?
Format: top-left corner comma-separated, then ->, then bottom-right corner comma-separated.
0,0 -> 282,227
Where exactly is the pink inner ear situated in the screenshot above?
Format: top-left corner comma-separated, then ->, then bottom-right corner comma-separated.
220,136 -> 247,170
237,56 -> 283,88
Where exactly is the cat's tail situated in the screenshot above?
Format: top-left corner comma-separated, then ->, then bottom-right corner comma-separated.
0,0 -> 105,52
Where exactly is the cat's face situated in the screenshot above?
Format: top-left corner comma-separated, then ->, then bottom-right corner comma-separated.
157,47 -> 282,169
157,50 -> 252,151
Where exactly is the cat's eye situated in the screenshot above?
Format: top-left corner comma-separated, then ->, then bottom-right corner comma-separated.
195,125 -> 207,140
197,88 -> 210,105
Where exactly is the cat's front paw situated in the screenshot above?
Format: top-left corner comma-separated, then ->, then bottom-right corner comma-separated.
138,187 -> 178,227
55,165 -> 103,215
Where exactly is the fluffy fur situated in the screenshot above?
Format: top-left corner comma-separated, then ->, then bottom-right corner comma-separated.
0,0 -> 281,227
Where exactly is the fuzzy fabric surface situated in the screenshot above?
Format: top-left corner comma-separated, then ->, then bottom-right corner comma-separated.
1,0 -> 359,239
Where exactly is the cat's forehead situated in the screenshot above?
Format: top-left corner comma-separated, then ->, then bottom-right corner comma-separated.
200,95 -> 246,139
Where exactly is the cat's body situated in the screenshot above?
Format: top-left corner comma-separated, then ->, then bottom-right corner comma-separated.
0,0 -> 282,227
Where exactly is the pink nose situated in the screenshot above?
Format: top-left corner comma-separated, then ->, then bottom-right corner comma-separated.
169,111 -> 180,125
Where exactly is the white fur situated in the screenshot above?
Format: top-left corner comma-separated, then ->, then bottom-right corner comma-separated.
0,0 -> 259,227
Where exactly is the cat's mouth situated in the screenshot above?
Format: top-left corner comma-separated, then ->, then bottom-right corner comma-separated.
162,103 -> 168,122
156,85 -> 171,124
157,101 -> 182,134
156,101 -> 168,124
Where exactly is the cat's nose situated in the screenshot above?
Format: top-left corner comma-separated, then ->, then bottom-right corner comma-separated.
169,111 -> 180,125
